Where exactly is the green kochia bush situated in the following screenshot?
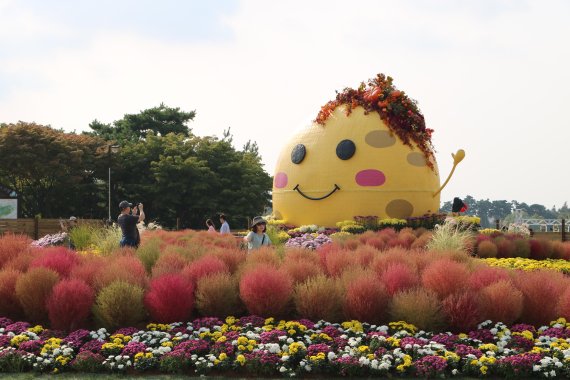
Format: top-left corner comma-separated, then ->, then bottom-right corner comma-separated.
15,267 -> 59,324
93,281 -> 146,330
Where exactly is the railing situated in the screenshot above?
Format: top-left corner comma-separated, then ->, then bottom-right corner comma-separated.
0,217 -> 103,239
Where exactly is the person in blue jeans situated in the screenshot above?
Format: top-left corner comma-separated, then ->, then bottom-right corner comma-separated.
117,200 -> 145,248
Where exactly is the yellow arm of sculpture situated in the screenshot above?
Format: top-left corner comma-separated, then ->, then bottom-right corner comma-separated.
433,149 -> 465,198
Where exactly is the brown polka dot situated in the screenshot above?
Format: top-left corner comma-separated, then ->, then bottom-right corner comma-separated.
386,199 -> 414,218
365,130 -> 396,148
407,152 -> 427,167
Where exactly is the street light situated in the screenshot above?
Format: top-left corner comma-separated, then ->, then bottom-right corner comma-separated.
108,145 -> 120,222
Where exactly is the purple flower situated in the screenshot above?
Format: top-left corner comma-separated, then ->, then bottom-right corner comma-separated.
0,317 -> 14,328
540,327 -> 570,339
122,341 -> 148,356
430,334 -> 459,349
498,353 -> 542,375
260,330 -> 286,344
454,344 -> 483,358
400,336 -> 428,349
236,315 -> 265,327
113,327 -> 139,336
17,340 -> 43,354
511,324 -> 536,334
307,343 -> 332,357
245,350 -> 281,366
5,322 -> 31,334
414,355 -> 448,377
173,339 -> 210,354
468,329 -> 495,343
79,340 -> 103,354
191,317 -> 224,330
64,329 -> 92,349
0,336 -> 11,347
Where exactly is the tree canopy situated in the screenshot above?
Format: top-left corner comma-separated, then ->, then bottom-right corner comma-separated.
0,104 -> 271,230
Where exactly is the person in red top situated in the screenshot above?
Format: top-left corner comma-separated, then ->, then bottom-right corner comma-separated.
117,200 -> 145,248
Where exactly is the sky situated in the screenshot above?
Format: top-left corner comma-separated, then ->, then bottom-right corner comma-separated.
1,0 -> 569,209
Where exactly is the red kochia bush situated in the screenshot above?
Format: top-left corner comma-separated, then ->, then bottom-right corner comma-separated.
477,280 -> 523,325
239,265 -> 292,317
468,267 -> 511,291
94,255 -> 147,290
182,256 -> 229,286
29,247 -> 79,277
421,259 -> 469,298
514,270 -> 567,325
344,274 -> 389,324
529,239 -> 552,260
70,256 -> 106,287
0,234 -> 31,269
281,260 -> 323,285
442,291 -> 481,332
47,279 -> 95,330
151,252 -> 187,278
495,238 -> 516,258
324,249 -> 359,277
0,269 -> 24,319
556,287 -> 570,320
380,263 -> 419,295
144,274 -> 195,323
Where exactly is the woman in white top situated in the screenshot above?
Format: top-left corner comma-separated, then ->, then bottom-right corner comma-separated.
244,216 -> 272,250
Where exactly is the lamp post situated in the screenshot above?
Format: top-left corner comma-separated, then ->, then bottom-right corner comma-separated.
107,145 -> 120,222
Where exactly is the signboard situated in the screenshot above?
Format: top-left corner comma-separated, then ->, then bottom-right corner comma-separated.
0,199 -> 17,219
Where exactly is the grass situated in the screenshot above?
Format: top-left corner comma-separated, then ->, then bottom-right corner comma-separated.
426,221 -> 475,254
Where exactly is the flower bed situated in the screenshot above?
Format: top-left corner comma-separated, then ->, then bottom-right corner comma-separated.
483,258 -> 570,274
2,230 -> 570,332
1,315 -> 570,377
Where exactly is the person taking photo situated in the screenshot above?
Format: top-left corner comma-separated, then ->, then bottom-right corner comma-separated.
118,200 -> 145,248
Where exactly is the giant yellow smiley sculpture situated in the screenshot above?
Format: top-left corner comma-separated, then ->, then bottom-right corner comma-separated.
272,74 -> 464,227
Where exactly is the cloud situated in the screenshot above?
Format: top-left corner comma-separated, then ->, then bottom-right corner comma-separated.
0,0 -> 569,207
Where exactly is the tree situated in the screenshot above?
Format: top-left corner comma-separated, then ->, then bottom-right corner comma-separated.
111,131 -> 271,229
0,122 -> 108,218
88,103 -> 196,142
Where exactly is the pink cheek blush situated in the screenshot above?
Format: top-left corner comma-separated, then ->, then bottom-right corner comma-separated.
274,172 -> 288,188
355,169 -> 386,186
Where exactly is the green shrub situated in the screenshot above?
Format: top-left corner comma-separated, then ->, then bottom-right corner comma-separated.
196,273 -> 243,317
159,355 -> 191,373
477,240 -> 498,258
389,288 -> 444,331
15,267 -> 59,324
69,225 -> 94,250
91,226 -> 122,256
266,225 -> 289,246
93,281 -> 146,330
294,275 -> 343,322
514,239 -> 531,258
137,237 -> 162,273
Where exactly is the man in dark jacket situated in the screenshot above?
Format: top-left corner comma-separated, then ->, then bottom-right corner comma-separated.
117,200 -> 145,248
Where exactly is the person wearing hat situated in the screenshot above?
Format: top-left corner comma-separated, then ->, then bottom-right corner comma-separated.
244,216 -> 272,251
118,200 -> 145,248
59,216 -> 78,249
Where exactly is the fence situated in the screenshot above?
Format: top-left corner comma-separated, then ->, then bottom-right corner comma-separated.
0,218 -> 103,240
495,218 -> 568,242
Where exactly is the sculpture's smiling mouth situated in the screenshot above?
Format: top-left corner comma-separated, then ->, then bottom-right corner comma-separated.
293,184 -> 340,200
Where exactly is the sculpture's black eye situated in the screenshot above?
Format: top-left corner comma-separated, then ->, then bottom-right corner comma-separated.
336,139 -> 356,160
291,144 -> 306,164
